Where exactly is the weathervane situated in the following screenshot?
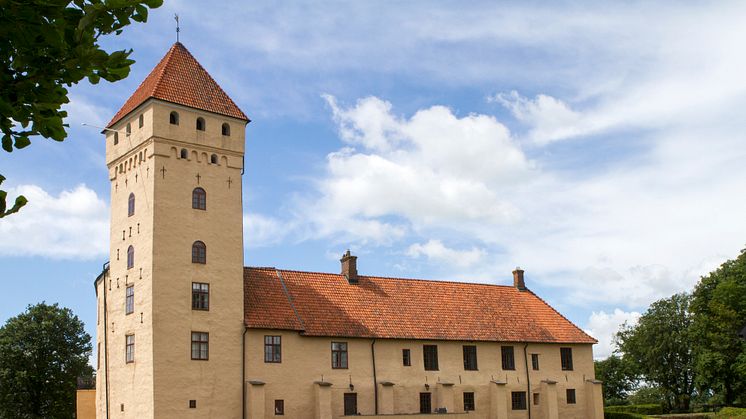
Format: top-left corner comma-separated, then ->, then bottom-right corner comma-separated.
174,14 -> 180,42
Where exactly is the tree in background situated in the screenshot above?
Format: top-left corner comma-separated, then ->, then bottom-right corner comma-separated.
617,293 -> 695,412
595,354 -> 638,405
0,303 -> 92,418
0,0 -> 162,217
691,248 -> 746,405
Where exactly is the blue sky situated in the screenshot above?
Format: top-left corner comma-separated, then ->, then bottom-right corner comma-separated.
2,1 -> 746,360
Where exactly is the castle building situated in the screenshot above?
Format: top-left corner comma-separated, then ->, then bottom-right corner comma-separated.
93,42 -> 604,419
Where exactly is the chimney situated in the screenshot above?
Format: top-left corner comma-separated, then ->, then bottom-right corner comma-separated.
341,250 -> 358,284
513,267 -> 526,291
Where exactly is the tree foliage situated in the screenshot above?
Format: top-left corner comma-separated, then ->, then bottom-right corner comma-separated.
0,303 -> 92,419
595,355 -> 638,405
0,0 -> 162,217
690,248 -> 746,405
616,293 -> 695,412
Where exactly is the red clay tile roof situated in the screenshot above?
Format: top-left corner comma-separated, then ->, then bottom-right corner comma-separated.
107,42 -> 248,128
244,267 -> 597,344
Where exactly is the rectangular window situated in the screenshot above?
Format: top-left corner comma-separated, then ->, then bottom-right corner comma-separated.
533,393 -> 540,405
191,282 -> 209,310
566,389 -> 576,404
402,349 -> 411,366
274,400 -> 284,415
501,346 -> 515,370
561,347 -> 574,371
125,334 -> 134,363
344,393 -> 357,416
191,332 -> 209,360
189,400 -> 197,409
463,345 -> 478,370
332,342 -> 348,369
419,392 -> 432,414
125,285 -> 134,314
264,335 -> 281,363
423,345 -> 439,371
511,391 -> 527,410
531,353 -> 539,370
463,392 -> 475,411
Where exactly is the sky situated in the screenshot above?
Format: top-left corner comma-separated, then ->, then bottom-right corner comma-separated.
2,1 -> 746,361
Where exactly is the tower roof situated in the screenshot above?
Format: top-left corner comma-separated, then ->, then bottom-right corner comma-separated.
107,42 -> 249,128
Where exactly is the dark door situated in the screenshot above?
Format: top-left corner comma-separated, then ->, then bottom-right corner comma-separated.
420,392 -> 432,414
344,393 -> 357,415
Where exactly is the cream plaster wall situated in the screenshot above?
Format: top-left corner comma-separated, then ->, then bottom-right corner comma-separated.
244,330 -> 597,419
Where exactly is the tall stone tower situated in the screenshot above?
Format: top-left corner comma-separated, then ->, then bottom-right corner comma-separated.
95,42 -> 248,418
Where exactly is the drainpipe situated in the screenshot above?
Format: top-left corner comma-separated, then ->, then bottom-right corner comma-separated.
371,339 -> 378,415
242,327 -> 248,419
524,343 -> 531,419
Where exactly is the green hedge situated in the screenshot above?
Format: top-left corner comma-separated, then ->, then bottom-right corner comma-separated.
604,412 -> 646,419
606,404 -> 664,415
714,407 -> 746,418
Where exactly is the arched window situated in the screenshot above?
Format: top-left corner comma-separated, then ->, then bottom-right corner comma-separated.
170,111 -> 179,125
113,132 -> 119,145
221,123 -> 230,136
192,187 -> 206,210
192,241 -> 206,264
126,123 -> 131,136
138,114 -> 144,128
196,117 -> 205,131
210,154 -> 218,164
127,245 -> 134,269
180,148 -> 188,159
128,193 -> 135,217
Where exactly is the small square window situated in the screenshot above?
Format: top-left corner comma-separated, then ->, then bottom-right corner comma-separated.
332,342 -> 348,369
566,389 -> 576,404
463,392 -> 475,411
511,391 -> 527,410
274,400 -> 284,415
189,400 -> 196,409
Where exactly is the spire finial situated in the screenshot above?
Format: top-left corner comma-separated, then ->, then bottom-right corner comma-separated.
174,14 -> 180,43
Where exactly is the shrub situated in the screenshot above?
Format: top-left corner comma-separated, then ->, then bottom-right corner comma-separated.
714,407 -> 746,418
604,411 -> 646,419
606,404 -> 664,415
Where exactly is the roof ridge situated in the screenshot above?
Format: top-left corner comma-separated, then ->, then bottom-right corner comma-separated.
244,266 -> 516,288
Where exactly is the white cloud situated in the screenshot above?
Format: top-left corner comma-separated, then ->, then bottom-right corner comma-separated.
585,309 -> 641,360
406,240 -> 486,269
0,185 -> 108,259
305,95 -> 532,245
243,213 -> 293,248
490,91 -> 582,144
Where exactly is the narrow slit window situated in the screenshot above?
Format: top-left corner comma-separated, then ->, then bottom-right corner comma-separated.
113,132 -> 119,145
125,334 -> 135,363
125,285 -> 134,314
532,353 -> 540,370
402,349 -> 411,366
138,114 -> 144,128
126,123 -> 131,136
192,241 -> 206,264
